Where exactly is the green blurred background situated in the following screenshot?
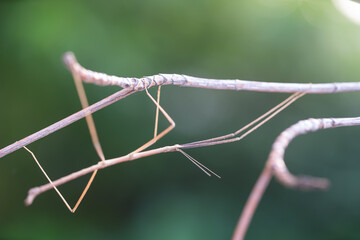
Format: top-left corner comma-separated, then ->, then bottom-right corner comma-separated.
1,0 -> 360,239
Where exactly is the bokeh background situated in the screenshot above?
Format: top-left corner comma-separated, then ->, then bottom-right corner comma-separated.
1,0 -> 360,239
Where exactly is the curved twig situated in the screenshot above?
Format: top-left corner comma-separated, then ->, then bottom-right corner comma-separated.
232,117 -> 360,240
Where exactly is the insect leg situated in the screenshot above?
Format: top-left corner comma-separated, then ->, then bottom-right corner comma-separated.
70,66 -> 105,162
24,147 -> 98,212
132,85 -> 175,154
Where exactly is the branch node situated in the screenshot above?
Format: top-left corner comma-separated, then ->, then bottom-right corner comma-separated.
25,187 -> 41,206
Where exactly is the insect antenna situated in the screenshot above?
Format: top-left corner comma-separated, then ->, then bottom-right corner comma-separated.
177,148 -> 221,178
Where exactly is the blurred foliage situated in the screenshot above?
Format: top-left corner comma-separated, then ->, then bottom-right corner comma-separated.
1,0 -> 360,239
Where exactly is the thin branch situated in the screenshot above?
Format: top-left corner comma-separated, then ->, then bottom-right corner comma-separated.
2,52 -> 360,159
0,88 -> 135,159
232,167 -> 272,240
233,117 -> 360,240
64,52 -> 360,94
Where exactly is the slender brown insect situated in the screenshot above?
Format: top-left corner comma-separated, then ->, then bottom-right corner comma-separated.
25,52 -> 305,212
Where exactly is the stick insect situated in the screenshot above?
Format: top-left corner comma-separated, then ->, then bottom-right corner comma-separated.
24,52 -> 305,212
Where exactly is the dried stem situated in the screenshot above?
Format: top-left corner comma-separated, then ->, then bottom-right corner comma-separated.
232,117 -> 360,240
